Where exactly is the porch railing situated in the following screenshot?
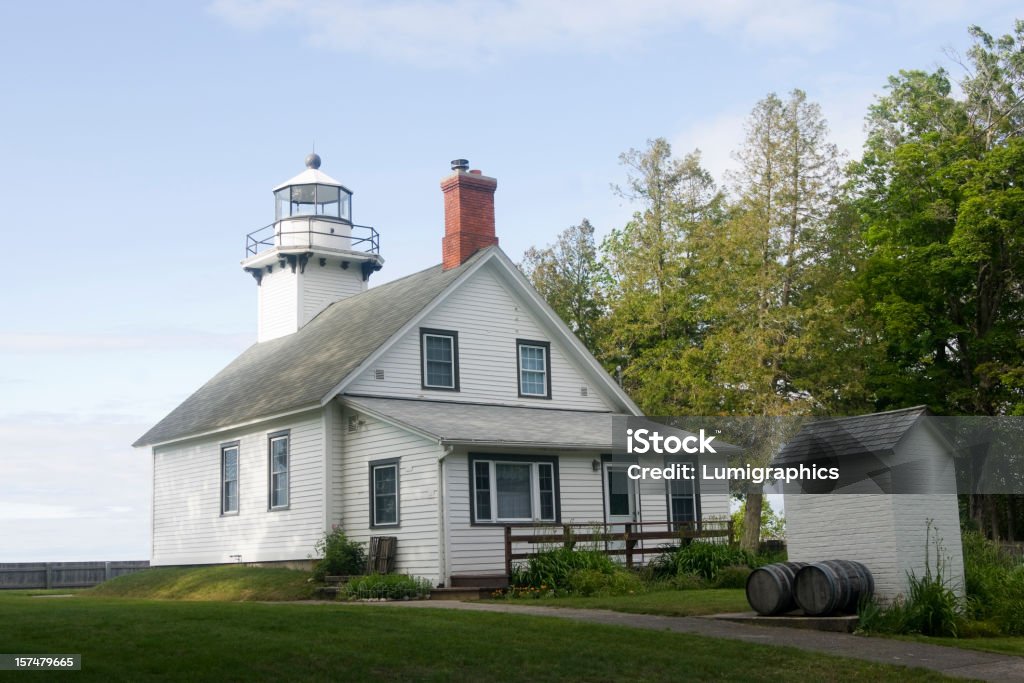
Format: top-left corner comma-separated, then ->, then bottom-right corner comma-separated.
503,519 -> 734,577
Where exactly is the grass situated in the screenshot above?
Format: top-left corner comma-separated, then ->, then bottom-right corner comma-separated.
492,588 -> 750,617
0,591 -> 957,681
887,634 -> 1024,658
87,566 -> 314,601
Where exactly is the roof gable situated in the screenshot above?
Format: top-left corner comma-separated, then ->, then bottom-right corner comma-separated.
330,249 -> 641,415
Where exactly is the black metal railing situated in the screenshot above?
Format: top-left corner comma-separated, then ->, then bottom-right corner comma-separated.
245,217 -> 380,257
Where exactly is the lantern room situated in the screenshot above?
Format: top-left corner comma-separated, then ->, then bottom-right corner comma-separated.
273,153 -> 352,222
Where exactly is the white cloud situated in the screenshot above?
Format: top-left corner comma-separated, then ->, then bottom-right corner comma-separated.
208,0 -> 860,64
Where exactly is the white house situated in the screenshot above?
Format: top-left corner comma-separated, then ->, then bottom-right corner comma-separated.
778,406 -> 965,601
134,156 -> 731,587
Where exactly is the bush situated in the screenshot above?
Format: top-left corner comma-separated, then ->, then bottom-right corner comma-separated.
312,528 -> 367,582
567,568 -> 644,597
340,574 -> 432,600
511,548 -> 617,591
904,571 -> 963,637
649,542 -> 754,582
714,565 -> 753,589
859,521 -> 965,638
994,567 -> 1024,635
960,529 -> 1024,634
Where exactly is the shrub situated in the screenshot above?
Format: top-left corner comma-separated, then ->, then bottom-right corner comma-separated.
903,571 -> 963,637
714,565 -> 753,589
858,521 -> 965,638
511,548 -> 617,590
567,568 -> 644,597
994,567 -> 1024,635
649,542 -> 754,582
312,528 -> 367,582
340,574 -> 432,600
962,530 -> 1015,619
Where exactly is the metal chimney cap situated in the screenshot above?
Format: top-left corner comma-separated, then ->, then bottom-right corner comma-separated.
450,159 -> 469,172
305,153 -> 322,169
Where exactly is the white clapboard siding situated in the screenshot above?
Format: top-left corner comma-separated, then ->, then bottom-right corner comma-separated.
258,267 -> 298,342
300,264 -> 366,327
339,409 -> 444,584
152,411 -> 325,565
347,266 -> 612,411
697,452 -> 731,520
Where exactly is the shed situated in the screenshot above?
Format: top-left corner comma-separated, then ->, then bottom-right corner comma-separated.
777,406 -> 964,602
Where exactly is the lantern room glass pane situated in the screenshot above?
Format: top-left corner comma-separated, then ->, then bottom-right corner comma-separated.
315,184 -> 340,218
275,188 -> 290,220
340,191 -> 351,221
290,185 -> 316,215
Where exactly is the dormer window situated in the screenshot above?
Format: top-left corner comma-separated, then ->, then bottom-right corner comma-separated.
517,339 -> 551,399
420,328 -> 459,391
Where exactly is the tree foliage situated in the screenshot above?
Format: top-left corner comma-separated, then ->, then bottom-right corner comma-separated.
518,19 -> 1024,542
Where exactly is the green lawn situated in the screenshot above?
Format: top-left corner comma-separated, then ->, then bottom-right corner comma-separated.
492,588 -> 750,617
889,634 -> 1024,658
88,565 -> 314,601
0,592 -> 957,681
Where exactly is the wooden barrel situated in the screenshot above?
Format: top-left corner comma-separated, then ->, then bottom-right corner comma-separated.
745,562 -> 807,616
794,560 -> 874,616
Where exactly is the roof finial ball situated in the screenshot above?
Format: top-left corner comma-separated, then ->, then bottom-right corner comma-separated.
305,152 -> 322,170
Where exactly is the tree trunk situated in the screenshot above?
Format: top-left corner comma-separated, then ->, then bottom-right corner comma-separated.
741,491 -> 763,552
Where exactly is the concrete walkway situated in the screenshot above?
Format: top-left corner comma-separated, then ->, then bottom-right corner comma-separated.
365,600 -> 1023,682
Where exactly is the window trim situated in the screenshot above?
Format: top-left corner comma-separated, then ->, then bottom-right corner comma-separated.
369,457 -> 401,528
468,454 -> 560,525
220,440 -> 240,516
267,429 -> 290,511
665,457 -> 701,527
516,339 -> 552,399
420,328 -> 460,391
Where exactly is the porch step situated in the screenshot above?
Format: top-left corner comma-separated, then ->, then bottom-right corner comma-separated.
449,574 -> 509,589
313,586 -> 340,599
429,587 -> 495,601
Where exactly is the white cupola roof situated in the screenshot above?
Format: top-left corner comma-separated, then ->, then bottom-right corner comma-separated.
272,153 -> 352,193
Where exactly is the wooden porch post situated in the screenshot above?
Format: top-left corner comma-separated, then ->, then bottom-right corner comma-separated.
504,526 -> 512,578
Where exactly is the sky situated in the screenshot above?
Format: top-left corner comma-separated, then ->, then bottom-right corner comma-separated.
0,1 -> 1019,561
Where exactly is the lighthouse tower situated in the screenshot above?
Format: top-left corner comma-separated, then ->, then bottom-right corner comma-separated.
242,154 -> 383,342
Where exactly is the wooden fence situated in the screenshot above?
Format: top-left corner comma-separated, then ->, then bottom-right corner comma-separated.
504,520 -> 733,576
0,561 -> 150,590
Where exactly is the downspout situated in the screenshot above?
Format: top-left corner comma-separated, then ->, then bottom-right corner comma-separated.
438,444 -> 454,587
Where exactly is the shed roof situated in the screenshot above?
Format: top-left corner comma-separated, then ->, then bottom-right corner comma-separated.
133,249 -> 489,447
772,406 -> 932,465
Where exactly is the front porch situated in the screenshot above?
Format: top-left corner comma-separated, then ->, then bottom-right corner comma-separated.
449,518 -> 734,589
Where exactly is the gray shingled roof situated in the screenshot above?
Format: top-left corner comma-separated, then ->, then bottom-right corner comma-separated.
134,250 -> 490,447
343,396 -> 624,450
772,406 -> 931,465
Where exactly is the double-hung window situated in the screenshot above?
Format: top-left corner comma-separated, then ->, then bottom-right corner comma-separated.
268,430 -> 289,510
668,460 -> 698,527
421,328 -> 459,390
471,456 -> 558,523
221,442 -> 239,515
370,458 -> 400,527
517,339 -> 551,398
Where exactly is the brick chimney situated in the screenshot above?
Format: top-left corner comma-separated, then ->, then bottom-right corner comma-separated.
441,159 -> 498,270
